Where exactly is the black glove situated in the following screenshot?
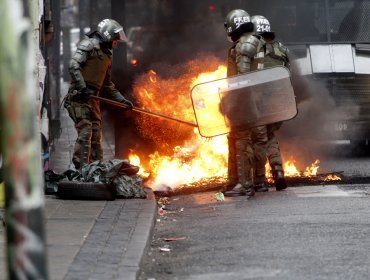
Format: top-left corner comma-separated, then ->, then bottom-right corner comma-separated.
121,98 -> 134,109
79,87 -> 95,99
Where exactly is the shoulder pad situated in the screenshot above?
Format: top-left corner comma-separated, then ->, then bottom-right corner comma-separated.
77,38 -> 100,51
239,34 -> 264,58
77,39 -> 94,51
239,33 -> 261,45
275,41 -> 289,54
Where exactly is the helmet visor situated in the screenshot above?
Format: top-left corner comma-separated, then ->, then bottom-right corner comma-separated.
115,28 -> 128,43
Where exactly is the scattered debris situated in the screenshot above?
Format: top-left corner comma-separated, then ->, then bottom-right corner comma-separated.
154,176 -> 226,197
158,197 -> 170,206
324,174 -> 342,181
153,172 -> 351,197
284,172 -> 344,185
215,192 -> 225,201
158,207 -> 167,216
159,245 -> 171,252
164,237 -> 186,242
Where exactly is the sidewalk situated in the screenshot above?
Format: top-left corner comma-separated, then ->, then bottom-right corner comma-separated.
52,189 -> 156,280
45,87 -> 157,279
0,189 -> 156,280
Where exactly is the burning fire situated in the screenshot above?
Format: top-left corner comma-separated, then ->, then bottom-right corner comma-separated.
128,152 -> 150,178
283,160 -> 301,177
129,57 -> 340,189
324,174 -> 341,181
265,158 -> 320,181
303,160 -> 320,177
131,57 -> 229,189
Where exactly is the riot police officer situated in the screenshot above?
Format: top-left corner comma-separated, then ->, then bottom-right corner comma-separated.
222,9 -> 266,197
64,19 -> 133,169
251,15 -> 290,191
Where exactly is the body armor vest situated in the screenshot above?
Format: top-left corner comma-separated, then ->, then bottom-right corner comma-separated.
81,44 -> 112,90
227,34 -> 265,77
263,41 -> 289,69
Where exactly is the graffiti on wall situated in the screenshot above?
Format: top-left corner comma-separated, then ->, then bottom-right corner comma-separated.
0,0 -> 48,279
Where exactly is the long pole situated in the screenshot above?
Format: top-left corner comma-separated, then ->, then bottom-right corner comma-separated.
0,0 -> 49,279
91,95 -> 198,128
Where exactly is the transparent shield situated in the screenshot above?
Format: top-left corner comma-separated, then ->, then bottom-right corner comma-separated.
191,66 -> 297,137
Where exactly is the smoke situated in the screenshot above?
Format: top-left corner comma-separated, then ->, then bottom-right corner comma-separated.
277,73 -> 359,169
126,1 -> 229,73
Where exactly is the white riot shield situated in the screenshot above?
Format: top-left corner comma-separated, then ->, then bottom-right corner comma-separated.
191,66 -> 297,137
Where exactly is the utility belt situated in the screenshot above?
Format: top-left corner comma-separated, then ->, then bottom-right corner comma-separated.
64,89 -> 92,123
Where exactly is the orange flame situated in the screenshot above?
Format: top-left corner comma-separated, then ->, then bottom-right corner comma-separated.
324,174 -> 342,181
129,57 -> 336,189
303,160 -> 320,177
131,57 -> 229,189
266,158 -> 320,179
128,152 -> 150,178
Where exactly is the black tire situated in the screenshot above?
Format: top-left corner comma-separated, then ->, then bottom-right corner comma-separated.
57,181 -> 116,201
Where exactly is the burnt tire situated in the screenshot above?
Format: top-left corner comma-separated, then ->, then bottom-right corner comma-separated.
57,181 -> 116,201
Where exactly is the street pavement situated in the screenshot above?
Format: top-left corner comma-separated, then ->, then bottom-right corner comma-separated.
2,81 -> 370,279
139,184 -> 370,280
1,181 -> 370,279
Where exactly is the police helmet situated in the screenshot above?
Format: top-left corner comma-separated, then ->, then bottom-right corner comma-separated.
251,15 -> 275,39
97,19 -> 128,43
224,9 -> 253,36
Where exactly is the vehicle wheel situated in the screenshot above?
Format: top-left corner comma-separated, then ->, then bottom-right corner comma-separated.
57,181 -> 116,201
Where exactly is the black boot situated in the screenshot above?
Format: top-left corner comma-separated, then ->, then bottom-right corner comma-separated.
222,180 -> 237,193
254,175 -> 269,192
223,183 -> 247,196
255,181 -> 269,192
224,183 -> 255,197
273,170 -> 287,191
245,185 -> 255,197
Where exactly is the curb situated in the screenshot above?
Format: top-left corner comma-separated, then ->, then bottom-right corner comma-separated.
118,188 -> 157,280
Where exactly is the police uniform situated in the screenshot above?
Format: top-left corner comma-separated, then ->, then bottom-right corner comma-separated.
224,23 -> 266,197
256,40 -> 290,186
249,14 -> 290,191
64,19 -> 132,169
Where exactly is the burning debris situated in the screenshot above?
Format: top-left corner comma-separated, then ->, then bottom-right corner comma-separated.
129,57 -> 229,189
124,56 -> 345,196
153,172 -> 344,197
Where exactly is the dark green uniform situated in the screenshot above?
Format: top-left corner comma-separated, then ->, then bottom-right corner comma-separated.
225,33 -> 265,196
64,36 -> 130,169
255,40 -> 290,182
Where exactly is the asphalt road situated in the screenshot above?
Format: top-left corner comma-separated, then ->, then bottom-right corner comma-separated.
139,149 -> 370,280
